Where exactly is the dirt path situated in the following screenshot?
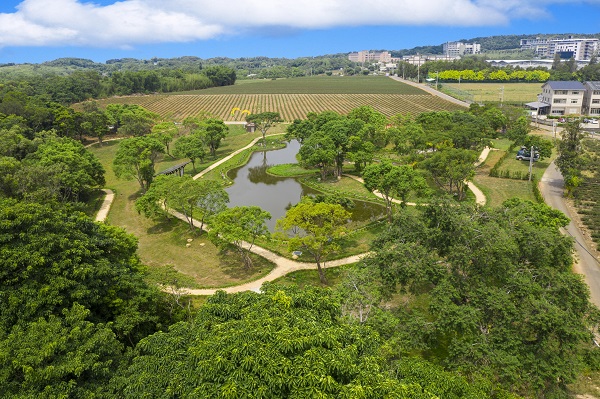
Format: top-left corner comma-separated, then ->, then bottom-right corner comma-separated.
167,208 -> 369,295
95,189 -> 114,222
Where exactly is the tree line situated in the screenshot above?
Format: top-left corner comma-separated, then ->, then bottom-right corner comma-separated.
0,65 -> 236,105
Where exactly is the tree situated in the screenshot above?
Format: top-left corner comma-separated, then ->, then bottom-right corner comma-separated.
118,110 -> 156,137
81,110 -> 109,144
117,286 -> 496,398
30,136 -> 105,201
150,121 -> 178,155
556,120 -> 587,192
520,135 -> 554,160
277,201 -> 350,284
364,199 -> 596,397
296,131 -> 336,180
0,304 -> 123,398
113,136 -> 164,192
173,133 -> 206,172
422,148 -> 476,201
363,161 -> 427,222
0,199 -> 167,344
197,118 -> 228,158
194,179 -> 229,232
210,206 -> 271,269
246,112 -> 282,146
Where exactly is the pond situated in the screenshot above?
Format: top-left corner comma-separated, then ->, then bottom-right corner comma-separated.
225,140 -> 385,231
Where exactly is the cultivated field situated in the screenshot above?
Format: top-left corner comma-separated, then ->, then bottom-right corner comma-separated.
93,76 -> 465,121
442,82 -> 542,104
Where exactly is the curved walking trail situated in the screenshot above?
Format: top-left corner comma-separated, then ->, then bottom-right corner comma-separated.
95,189 -> 114,222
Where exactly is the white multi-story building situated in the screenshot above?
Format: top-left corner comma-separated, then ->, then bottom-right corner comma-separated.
550,38 -> 598,61
539,81 -> 585,115
520,37 -> 599,60
583,81 -> 600,115
443,42 -> 481,57
348,51 -> 393,63
401,54 -> 459,66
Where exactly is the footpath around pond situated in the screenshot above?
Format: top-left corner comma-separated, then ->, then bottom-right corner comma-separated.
96,134 -> 490,296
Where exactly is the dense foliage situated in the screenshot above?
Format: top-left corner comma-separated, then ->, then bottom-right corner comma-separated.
362,198 -> 599,397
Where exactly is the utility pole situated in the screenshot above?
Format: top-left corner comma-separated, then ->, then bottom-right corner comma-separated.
528,145 -> 534,181
436,71 -> 439,91
500,85 -> 504,107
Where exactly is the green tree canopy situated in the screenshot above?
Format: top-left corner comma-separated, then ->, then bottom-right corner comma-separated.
113,135 -> 164,191
277,201 -> 350,284
210,206 -> 271,269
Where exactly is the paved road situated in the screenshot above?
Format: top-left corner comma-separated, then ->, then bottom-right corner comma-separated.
389,76 -> 470,108
540,162 -> 600,307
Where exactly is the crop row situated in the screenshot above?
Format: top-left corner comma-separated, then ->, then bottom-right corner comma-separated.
96,93 -> 465,121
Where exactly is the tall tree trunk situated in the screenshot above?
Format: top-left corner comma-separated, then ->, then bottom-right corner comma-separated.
316,259 -> 328,285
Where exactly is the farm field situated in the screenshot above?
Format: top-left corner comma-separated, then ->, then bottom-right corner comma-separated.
442,82 -> 541,104
93,76 -> 465,121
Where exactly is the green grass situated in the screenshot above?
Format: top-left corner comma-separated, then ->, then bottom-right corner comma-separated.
300,175 -> 383,203
443,82 -> 541,104
178,76 -> 428,95
267,163 -> 319,177
473,148 -> 537,207
271,264 -> 356,288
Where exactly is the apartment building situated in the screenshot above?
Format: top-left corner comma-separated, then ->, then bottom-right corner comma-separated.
443,42 -> 481,57
539,81 -> 585,115
583,81 -> 600,115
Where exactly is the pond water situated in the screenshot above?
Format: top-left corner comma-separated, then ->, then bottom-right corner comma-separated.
225,140 -> 385,231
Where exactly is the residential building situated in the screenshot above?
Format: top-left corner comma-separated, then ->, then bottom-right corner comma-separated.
443,42 -> 481,57
583,81 -> 600,115
539,81 -> 585,115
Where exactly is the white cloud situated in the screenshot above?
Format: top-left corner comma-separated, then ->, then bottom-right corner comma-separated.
0,0 -> 596,48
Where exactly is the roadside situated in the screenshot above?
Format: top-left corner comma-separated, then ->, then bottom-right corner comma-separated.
389,76 -> 470,108
539,162 -> 600,307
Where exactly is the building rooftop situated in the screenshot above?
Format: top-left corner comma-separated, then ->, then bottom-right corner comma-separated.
585,81 -> 600,90
544,81 -> 586,90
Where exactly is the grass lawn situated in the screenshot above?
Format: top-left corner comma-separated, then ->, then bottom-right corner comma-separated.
271,264 -> 356,288
443,82 -> 541,104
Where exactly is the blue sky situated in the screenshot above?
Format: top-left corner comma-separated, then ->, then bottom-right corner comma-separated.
0,0 -> 599,64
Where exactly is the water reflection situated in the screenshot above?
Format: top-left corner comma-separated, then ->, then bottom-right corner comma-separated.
225,140 -> 384,231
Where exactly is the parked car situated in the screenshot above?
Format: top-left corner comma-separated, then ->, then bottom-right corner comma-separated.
558,117 -> 566,123
516,147 -> 540,161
